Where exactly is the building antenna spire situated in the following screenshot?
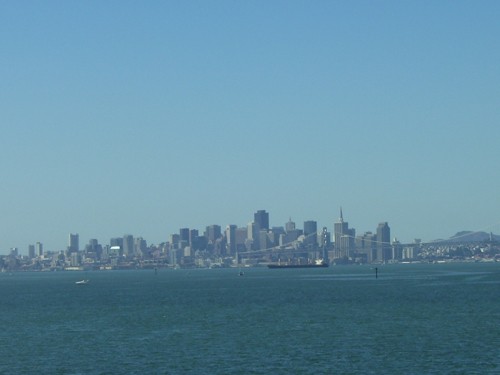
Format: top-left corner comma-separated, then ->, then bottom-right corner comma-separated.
340,206 -> 343,222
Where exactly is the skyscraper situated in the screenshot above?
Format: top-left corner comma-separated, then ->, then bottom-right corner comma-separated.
247,222 -> 259,250
134,237 -> 147,256
355,231 -> 377,263
205,225 -> 222,243
333,208 -> 355,259
68,233 -> 79,253
303,220 -> 318,237
304,220 -> 318,247
376,222 -> 391,262
226,225 -> 237,255
35,242 -> 43,257
28,244 -> 35,259
110,237 -> 123,248
254,210 -> 269,231
179,228 -> 190,250
123,234 -> 134,257
189,229 -> 199,249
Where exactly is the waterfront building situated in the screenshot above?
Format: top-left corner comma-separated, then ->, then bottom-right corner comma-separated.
402,245 -> 420,260
70,252 -> 79,267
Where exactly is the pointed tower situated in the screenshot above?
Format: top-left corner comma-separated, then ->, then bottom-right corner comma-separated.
334,207 -> 354,259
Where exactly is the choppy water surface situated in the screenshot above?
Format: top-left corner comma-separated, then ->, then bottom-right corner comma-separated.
1,263 -> 499,374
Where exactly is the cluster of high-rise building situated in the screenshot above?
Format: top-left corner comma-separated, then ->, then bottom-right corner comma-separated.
332,209 -> 393,263
2,209 -> 406,271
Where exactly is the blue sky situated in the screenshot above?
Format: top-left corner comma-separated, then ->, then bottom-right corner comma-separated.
1,1 -> 499,252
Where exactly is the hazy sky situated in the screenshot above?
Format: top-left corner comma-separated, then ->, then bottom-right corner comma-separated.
1,1 -> 499,252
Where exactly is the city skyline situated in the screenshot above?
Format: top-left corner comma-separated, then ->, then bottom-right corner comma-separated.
4,206 -> 498,256
4,205 -> 499,273
1,2 -> 499,251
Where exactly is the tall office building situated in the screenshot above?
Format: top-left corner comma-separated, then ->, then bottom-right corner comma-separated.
247,222 -> 259,250
303,220 -> 318,247
235,227 -> 248,252
189,229 -> 199,248
333,208 -> 355,259
355,232 -> 377,263
110,237 -> 124,248
35,242 -> 43,257
28,244 -> 35,259
170,234 -> 180,249
179,228 -> 190,244
334,208 -> 348,244
205,225 -> 222,243
258,230 -> 270,251
376,222 -> 391,262
285,217 -> 296,233
269,227 -> 285,247
86,239 -> 103,259
123,234 -> 134,257
68,233 -> 79,253
226,225 -> 237,255
178,228 -> 190,250
134,237 -> 147,256
88,239 -> 99,248
254,210 -> 269,231
392,238 -> 402,260
304,220 -> 318,237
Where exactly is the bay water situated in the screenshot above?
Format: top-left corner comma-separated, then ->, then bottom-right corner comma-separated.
1,263 -> 499,374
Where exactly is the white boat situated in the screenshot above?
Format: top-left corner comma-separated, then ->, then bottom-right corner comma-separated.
75,279 -> 89,285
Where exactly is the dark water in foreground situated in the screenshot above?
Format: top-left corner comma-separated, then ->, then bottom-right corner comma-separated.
1,263 -> 499,374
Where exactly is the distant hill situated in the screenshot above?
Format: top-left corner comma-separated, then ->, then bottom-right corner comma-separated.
448,231 -> 500,243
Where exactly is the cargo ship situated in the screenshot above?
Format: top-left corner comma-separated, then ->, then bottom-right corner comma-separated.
267,259 -> 329,269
